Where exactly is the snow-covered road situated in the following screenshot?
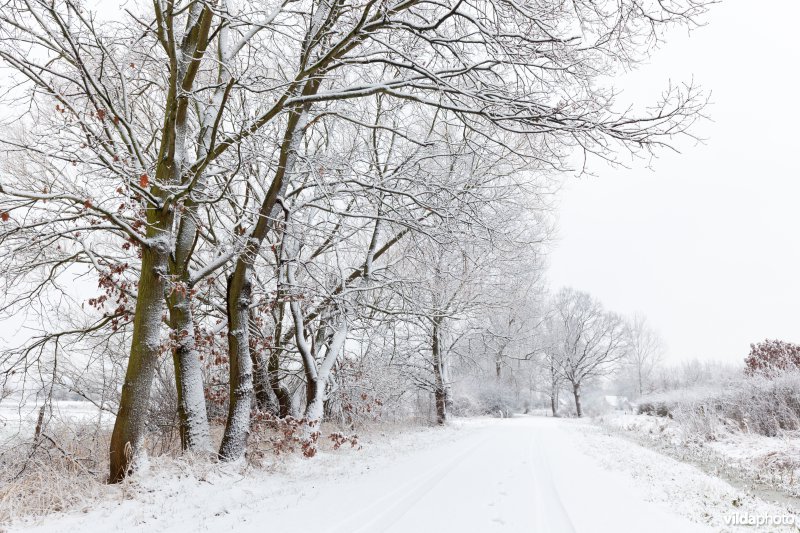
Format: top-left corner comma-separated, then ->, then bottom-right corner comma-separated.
275,416 -> 710,533
16,416 -> 794,532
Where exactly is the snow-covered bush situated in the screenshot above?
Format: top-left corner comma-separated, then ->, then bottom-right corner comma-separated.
637,372 -> 800,439
745,339 -> 800,376
450,380 -> 518,418
322,354 -> 402,429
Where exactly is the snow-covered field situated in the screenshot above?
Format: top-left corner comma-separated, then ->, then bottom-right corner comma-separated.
7,415 -> 799,533
0,398 -> 110,442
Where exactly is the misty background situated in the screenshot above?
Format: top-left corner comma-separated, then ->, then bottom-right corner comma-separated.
550,0 -> 800,365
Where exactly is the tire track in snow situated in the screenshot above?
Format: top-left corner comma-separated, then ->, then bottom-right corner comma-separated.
323,434 -> 490,533
526,430 -> 577,533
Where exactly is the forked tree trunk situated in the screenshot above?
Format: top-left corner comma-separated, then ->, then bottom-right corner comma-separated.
289,295 -> 348,449
110,3 -> 214,480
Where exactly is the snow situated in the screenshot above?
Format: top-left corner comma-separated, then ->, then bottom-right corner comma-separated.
601,412 -> 800,500
571,420 -> 798,532
709,433 -> 800,475
0,399 -> 109,442
10,415 -> 797,532
603,395 -> 631,409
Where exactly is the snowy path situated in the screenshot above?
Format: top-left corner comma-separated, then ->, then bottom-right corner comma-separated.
271,416 -> 710,533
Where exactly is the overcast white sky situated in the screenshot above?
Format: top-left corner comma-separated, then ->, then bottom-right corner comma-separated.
548,2 -> 800,365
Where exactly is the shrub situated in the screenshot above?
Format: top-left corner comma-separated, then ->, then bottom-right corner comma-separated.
636,400 -> 671,418
0,421 -> 110,524
247,411 -> 359,462
637,372 -> 800,439
745,339 -> 800,376
450,380 -> 517,418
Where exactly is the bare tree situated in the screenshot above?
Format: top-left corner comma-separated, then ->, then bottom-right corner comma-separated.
549,288 -> 627,417
625,314 -> 665,397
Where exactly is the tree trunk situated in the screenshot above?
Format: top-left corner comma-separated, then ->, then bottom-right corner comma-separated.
434,388 -> 447,425
218,272 -> 254,460
638,367 -> 644,398
169,293 -> 211,452
268,349 -> 293,418
167,162 -> 212,453
304,378 -> 323,421
302,378 -> 325,449
268,301 -> 293,417
249,305 -> 275,412
110,4 -> 215,480
166,11 -> 233,453
549,357 -> 559,417
109,238 -> 169,482
572,382 -> 583,418
218,100 -> 311,459
432,319 -> 447,425
110,2 -> 224,480
251,347 -> 274,412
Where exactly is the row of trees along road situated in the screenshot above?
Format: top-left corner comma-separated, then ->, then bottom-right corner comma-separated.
0,0 -> 708,481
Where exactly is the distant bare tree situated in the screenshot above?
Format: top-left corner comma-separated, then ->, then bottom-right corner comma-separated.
550,288 -> 627,417
624,315 -> 665,397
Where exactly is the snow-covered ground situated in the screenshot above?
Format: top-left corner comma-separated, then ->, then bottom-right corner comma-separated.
599,412 -> 800,501
9,415 -> 799,533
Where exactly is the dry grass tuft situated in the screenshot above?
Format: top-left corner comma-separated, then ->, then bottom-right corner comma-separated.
0,422 -> 114,525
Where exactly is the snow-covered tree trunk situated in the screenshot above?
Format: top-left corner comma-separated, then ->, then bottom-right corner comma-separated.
550,356 -> 560,417
251,348 -> 274,413
572,382 -> 583,418
109,236 -> 170,482
218,272 -> 253,460
166,11 -> 236,452
304,379 -> 325,427
110,1 -> 215,480
168,293 -> 211,452
432,319 -> 448,425
218,107 -> 307,460
298,321 -> 348,446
